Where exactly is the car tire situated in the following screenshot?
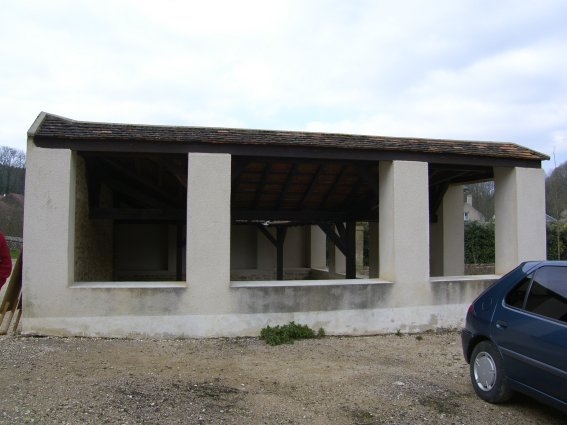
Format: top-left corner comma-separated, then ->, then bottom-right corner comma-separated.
470,341 -> 513,403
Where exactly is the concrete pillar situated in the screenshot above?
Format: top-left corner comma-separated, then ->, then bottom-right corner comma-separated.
442,185 -> 465,276
310,226 -> 327,269
379,161 -> 430,304
23,141 -> 76,320
186,153 -> 232,310
334,244 -> 346,276
494,167 -> 546,274
368,222 -> 379,278
327,240 -> 345,278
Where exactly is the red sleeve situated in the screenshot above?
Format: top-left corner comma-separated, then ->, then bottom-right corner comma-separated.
0,233 -> 12,283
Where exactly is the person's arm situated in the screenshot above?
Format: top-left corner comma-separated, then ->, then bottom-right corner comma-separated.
0,233 -> 12,284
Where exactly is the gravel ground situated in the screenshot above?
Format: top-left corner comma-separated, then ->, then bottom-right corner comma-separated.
0,330 -> 564,424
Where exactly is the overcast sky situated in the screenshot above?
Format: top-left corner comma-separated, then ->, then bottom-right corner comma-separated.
1,0 -> 566,171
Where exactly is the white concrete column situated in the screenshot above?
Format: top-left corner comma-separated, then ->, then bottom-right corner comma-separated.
368,222 -> 379,278
22,141 -> 76,319
327,239 -> 345,278
442,185 -> 465,276
494,167 -> 546,274
310,226 -> 327,269
379,161 -> 430,304
186,153 -> 232,311
334,245 -> 346,276
430,185 -> 464,277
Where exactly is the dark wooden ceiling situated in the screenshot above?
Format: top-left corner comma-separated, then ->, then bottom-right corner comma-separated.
80,152 -> 493,224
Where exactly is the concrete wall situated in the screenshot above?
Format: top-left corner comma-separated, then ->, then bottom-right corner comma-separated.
23,144 -> 536,338
231,226 -> 257,269
231,225 -> 309,277
256,226 -> 309,270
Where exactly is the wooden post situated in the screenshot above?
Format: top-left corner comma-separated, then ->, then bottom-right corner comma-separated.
276,227 -> 287,281
346,221 -> 356,279
0,253 -> 22,334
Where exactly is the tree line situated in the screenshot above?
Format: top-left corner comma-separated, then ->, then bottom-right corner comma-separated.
468,160 -> 567,222
0,146 -> 25,195
466,160 -> 567,262
0,146 -> 25,237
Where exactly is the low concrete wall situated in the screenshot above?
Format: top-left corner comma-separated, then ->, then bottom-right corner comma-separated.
430,275 -> 497,304
20,276 -> 497,338
22,303 -> 473,338
230,268 -> 313,281
231,280 -> 393,313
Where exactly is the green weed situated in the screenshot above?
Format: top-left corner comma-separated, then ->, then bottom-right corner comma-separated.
260,321 -> 324,346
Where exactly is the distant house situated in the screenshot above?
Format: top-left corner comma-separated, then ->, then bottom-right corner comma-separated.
22,112 -> 549,338
463,195 -> 486,222
546,214 -> 558,223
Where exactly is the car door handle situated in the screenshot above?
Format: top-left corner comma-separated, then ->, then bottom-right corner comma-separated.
496,320 -> 508,329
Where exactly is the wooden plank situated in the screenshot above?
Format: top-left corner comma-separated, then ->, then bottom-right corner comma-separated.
0,253 -> 22,335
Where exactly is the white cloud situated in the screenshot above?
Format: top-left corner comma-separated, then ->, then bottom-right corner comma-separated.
0,0 -> 566,173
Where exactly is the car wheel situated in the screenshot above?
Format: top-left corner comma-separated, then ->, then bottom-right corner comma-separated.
470,341 -> 513,403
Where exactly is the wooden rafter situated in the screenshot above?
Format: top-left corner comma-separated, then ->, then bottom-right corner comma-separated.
276,163 -> 298,209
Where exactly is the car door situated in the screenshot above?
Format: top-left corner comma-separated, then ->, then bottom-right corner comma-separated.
491,265 -> 567,402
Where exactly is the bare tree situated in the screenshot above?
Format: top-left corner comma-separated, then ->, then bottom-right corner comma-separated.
466,181 -> 495,221
0,146 -> 26,195
546,161 -> 567,219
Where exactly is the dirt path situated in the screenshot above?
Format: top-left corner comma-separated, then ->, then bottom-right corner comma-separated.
0,331 -> 564,424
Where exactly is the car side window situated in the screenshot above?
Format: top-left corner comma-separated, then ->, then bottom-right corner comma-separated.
524,266 -> 567,323
505,276 -> 532,308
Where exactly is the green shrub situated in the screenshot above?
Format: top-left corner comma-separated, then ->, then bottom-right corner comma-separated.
464,221 -> 495,264
547,221 -> 567,260
260,321 -> 324,346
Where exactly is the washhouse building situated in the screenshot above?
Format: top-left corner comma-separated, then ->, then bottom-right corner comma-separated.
22,112 -> 548,337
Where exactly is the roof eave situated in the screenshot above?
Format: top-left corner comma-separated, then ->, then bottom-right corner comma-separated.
31,135 -> 544,169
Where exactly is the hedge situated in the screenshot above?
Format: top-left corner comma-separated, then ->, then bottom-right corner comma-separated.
464,222 -> 495,264
465,221 -> 567,263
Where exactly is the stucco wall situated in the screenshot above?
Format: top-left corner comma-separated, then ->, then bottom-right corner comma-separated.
23,146 -> 538,338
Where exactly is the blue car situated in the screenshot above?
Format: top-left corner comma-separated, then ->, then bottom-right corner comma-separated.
461,261 -> 567,413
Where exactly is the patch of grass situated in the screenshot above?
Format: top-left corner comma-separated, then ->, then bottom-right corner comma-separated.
260,321 -> 324,346
415,335 -> 423,341
418,393 -> 461,415
395,329 -> 403,337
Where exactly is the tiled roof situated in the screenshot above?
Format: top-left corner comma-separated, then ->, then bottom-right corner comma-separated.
30,112 -> 549,162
